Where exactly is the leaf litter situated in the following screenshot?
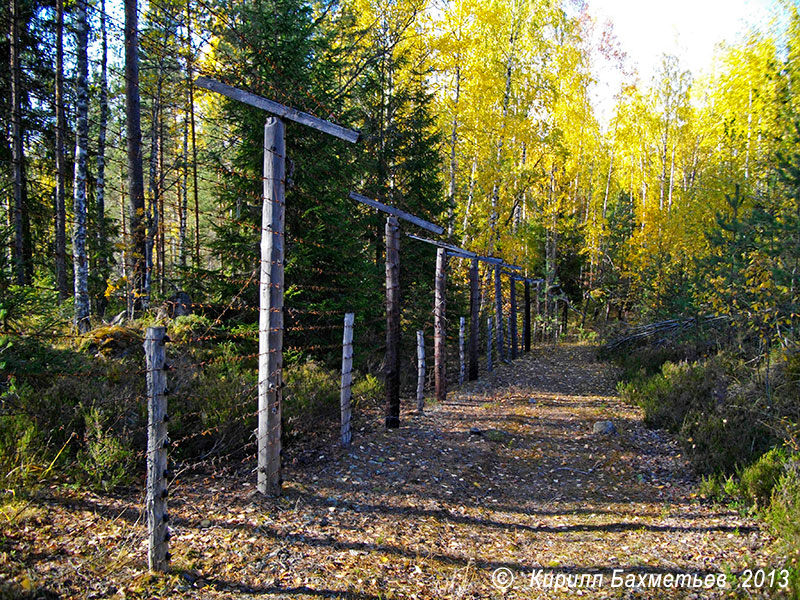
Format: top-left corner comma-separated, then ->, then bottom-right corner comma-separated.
0,343 -> 789,599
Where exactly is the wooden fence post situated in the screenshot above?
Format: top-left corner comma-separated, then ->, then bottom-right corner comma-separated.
385,216 -> 401,428
524,280 -> 531,352
459,316 -> 465,384
487,317 -> 493,372
468,258 -> 479,381
340,312 -> 354,447
258,117 -> 285,497
416,330 -> 425,412
434,247 -> 447,403
535,281 -> 542,342
510,276 -> 518,359
494,265 -> 505,363
145,326 -> 168,573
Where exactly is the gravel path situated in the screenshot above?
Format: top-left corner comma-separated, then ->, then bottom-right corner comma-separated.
3,343 -> 788,599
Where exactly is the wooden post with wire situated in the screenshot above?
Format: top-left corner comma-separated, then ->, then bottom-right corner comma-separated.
487,317 -> 493,372
510,276 -> 518,359
524,279 -> 531,352
340,312 -> 354,447
468,258 -> 479,381
434,247 -> 447,402
347,193 -> 442,427
195,77 -> 359,495
145,326 -> 169,573
258,118 -> 285,496
416,330 -> 425,412
385,216 -> 401,427
495,265 -> 505,363
459,316 -> 466,385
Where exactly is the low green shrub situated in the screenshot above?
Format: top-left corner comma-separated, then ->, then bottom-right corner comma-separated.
620,359 -> 725,433
78,405 -> 135,491
768,458 -> 800,597
283,360 -> 340,436
352,373 -> 384,411
739,447 -> 789,508
681,406 -> 774,475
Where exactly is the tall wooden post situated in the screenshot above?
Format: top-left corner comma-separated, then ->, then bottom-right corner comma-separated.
510,276 -> 518,359
468,258 -> 479,381
434,248 -> 447,403
535,282 -> 542,342
385,216 -> 401,428
340,312 -> 354,447
458,316 -> 466,385
416,330 -> 425,412
258,118 -> 285,496
494,265 -> 505,363
145,326 -> 168,572
524,280 -> 531,352
487,317 -> 493,372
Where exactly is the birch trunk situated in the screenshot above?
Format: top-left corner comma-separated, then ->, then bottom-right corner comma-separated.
54,0 -> 68,299
96,0 -> 110,316
72,0 -> 91,331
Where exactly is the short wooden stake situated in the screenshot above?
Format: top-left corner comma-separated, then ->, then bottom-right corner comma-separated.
434,247 -> 447,402
459,316 -> 465,384
535,281 -> 541,342
510,277 -> 518,359
523,280 -> 531,352
340,312 -> 354,447
416,330 -> 425,412
145,326 -> 168,573
468,258 -> 479,381
494,265 -> 505,362
258,117 -> 285,496
487,317 -> 493,372
385,216 -> 401,428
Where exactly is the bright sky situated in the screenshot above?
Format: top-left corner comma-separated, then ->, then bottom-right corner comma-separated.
584,0 -> 780,123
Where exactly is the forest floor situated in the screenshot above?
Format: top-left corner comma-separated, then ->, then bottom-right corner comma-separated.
1,343 -> 791,599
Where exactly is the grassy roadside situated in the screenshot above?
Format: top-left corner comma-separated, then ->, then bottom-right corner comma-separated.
607,340 -> 800,597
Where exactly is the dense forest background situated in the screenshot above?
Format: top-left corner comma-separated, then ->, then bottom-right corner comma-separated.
3,0 -> 800,591
4,0 -> 800,343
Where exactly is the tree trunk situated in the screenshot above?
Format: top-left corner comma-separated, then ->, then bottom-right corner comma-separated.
95,0 -> 110,317
447,64 -> 460,240
125,0 -> 147,307
10,0 -> 31,286
72,0 -> 91,331
180,107 -> 189,270
54,0 -> 68,299
186,0 -> 200,268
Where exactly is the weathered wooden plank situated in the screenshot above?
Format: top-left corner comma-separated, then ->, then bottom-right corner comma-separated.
468,258 -> 479,381
195,77 -> 359,144
145,326 -> 168,573
434,248 -> 447,402
350,192 -> 443,235
494,265 -> 506,363
510,278 -> 518,359
416,330 -> 425,412
385,216 -> 401,428
487,317 -> 493,372
407,233 -> 473,255
340,312 -> 354,447
523,279 -> 531,352
459,316 -> 466,385
258,118 -> 284,497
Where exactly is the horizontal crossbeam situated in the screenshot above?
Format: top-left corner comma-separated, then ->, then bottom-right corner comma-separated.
195,77 -> 360,144
348,192 -> 443,234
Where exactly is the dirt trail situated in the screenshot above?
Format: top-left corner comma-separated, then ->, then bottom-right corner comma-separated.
4,343 -> 785,599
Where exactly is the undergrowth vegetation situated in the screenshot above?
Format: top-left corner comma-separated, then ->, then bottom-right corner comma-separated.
610,332 -> 800,594
0,312 -> 384,497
